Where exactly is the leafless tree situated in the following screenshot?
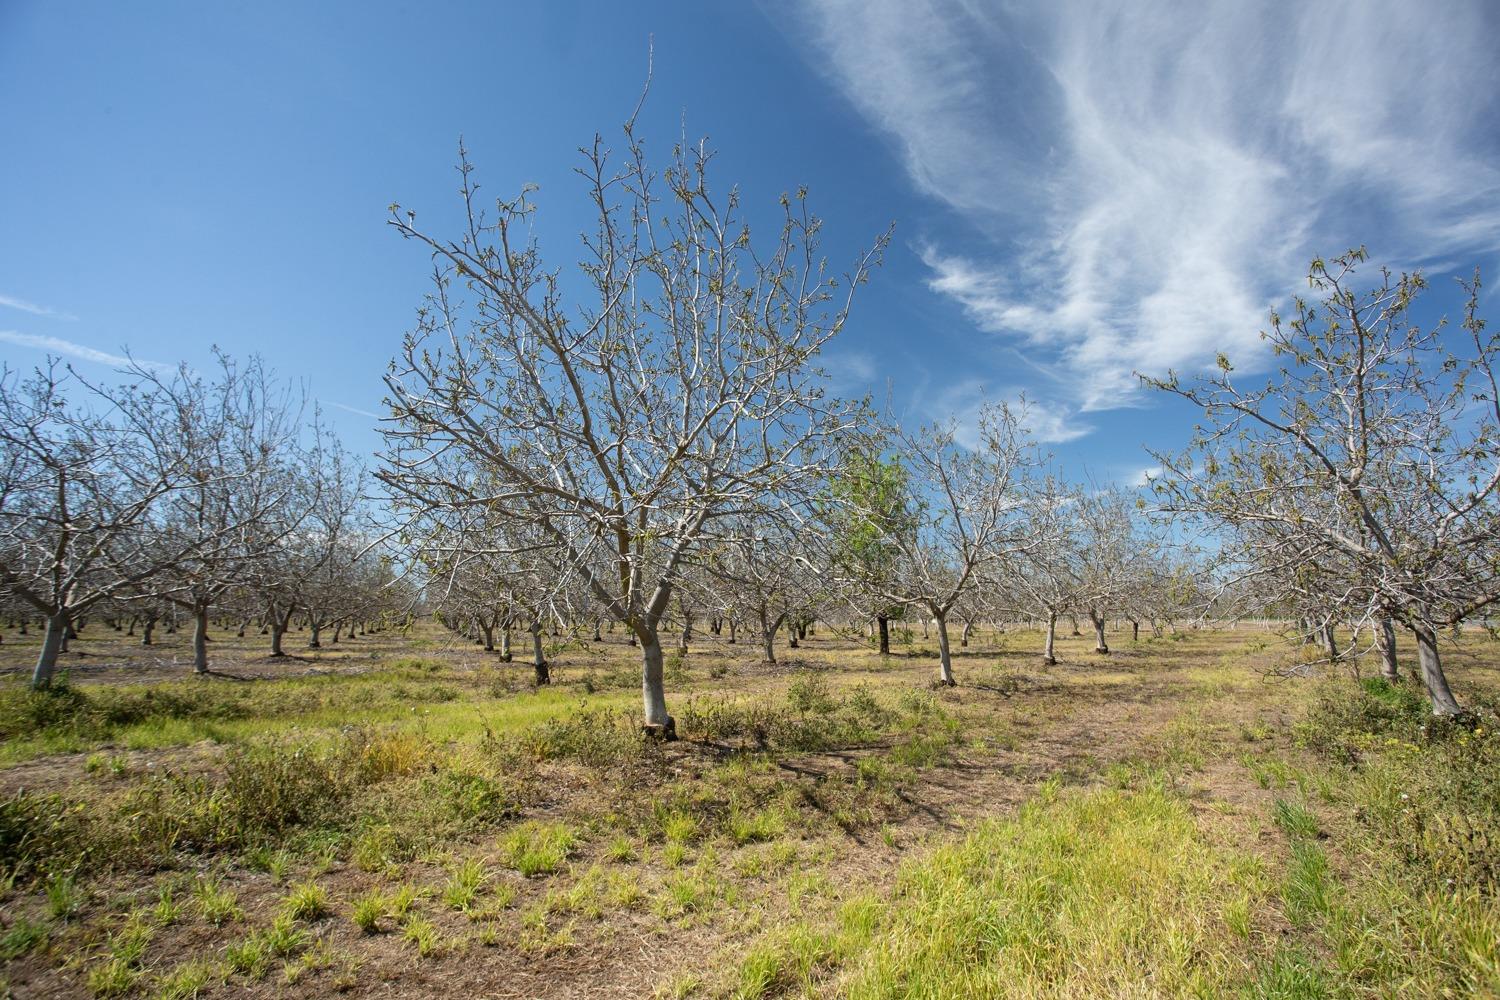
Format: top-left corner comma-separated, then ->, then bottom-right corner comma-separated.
841,402 -> 1035,685
378,111 -> 887,735
1142,249 -> 1499,716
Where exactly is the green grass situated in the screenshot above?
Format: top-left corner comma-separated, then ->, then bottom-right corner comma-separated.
280,881 -> 329,922
833,784 -> 1264,998
6,627 -> 1500,999
499,820 -> 578,877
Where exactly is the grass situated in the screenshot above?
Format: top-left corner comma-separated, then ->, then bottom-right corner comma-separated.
499,820 -> 578,877
280,881 -> 330,921
351,890 -> 388,933
4,623 -> 1500,997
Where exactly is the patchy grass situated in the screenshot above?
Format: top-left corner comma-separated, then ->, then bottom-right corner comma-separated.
3,623 -> 1500,997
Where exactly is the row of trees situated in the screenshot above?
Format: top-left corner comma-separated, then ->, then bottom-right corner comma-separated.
373,117 -> 1225,737
0,353 -> 407,687
4,108 -> 1490,728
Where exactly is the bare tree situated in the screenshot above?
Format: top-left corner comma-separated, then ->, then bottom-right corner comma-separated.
148,354 -> 307,673
379,112 -> 887,735
843,403 -> 1034,685
1142,249 -> 1499,716
0,360 -> 238,688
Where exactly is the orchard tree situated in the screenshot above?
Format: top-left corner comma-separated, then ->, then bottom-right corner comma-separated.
1143,249 -> 1499,716
827,449 -> 913,655
0,359 -> 251,688
843,402 -> 1034,685
379,112 -> 887,736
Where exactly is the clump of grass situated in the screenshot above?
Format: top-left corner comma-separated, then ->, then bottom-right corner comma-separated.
388,884 -> 419,921
1282,840 -> 1331,929
401,915 -> 441,957
1272,798 -> 1320,840
87,957 -> 138,997
0,917 -> 47,961
193,876 -> 241,926
499,820 -> 577,876
225,915 -> 306,979
153,884 -> 181,926
605,834 -> 637,863
727,806 -> 784,845
150,958 -> 217,1000
44,870 -> 83,921
280,881 -> 330,922
351,890 -> 388,933
442,858 -> 489,911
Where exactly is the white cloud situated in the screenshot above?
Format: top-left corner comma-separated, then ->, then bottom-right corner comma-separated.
795,1 -> 1500,416
0,330 -> 171,372
920,377 -> 1091,448
0,294 -> 76,321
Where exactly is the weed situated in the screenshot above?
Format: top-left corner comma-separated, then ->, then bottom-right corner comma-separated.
153,884 -> 181,926
442,857 -> 489,911
281,881 -> 330,921
193,876 -> 241,926
0,917 -> 47,961
44,870 -> 83,921
1273,798 -> 1321,840
499,820 -> 577,876
605,834 -> 637,862
150,959 -> 217,1000
351,890 -> 388,933
401,915 -> 441,957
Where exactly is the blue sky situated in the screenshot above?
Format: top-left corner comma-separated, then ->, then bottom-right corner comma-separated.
3,1 -> 1498,485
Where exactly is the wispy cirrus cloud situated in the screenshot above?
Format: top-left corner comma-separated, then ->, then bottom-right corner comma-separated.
321,399 -> 382,420
0,330 -> 172,372
0,294 -> 77,321
792,0 -> 1500,424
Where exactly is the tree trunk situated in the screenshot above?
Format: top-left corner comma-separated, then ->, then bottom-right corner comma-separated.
530,620 -> 549,685
877,614 -> 890,655
1411,621 -> 1462,717
1377,616 -> 1399,683
592,618 -> 602,642
1043,612 -> 1057,665
935,611 -> 955,686
960,620 -> 972,648
142,616 -> 157,646
678,612 -> 693,652
192,605 -> 210,674
640,629 -> 675,739
761,611 -> 781,664
1091,612 -> 1109,654
31,612 -> 68,690
1130,619 -> 1140,642
309,620 -> 322,649
500,626 -> 512,662
481,622 -> 495,652
727,619 -> 737,644
271,608 -> 292,657
1069,614 -> 1081,636
1320,622 -> 1338,661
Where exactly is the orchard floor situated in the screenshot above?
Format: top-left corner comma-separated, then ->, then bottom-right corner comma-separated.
2,621 -> 1499,998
